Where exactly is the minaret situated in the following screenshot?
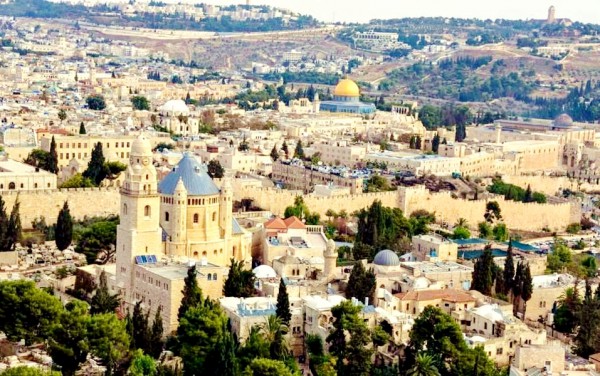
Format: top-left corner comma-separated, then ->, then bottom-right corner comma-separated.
115,134 -> 162,303
89,59 -> 96,85
323,239 -> 337,281
547,5 -> 556,23
219,176 -> 233,240
313,92 -> 320,114
495,123 -> 502,144
169,178 -> 188,256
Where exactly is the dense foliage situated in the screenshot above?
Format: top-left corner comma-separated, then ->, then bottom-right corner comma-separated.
488,178 -> 547,203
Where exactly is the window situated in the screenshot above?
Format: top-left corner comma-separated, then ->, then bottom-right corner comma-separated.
202,251 -> 207,256
212,212 -> 216,221
496,348 -> 503,355
484,322 -> 487,330
8,182 -> 15,190
123,204 -> 127,215
144,205 -> 151,217
165,212 -> 169,221
212,273 -> 217,280
208,274 -> 212,281
193,213 -> 199,223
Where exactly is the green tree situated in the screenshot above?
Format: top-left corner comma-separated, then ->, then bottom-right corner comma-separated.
86,95 -> 107,110
129,349 -> 157,376
471,246 -> 494,296
223,259 -> 255,298
207,160 -> 225,179
83,142 -> 107,186
1,367 -> 60,376
478,221 -> 492,239
48,300 -> 90,376
59,173 -> 95,188
243,358 -> 292,376
47,136 -> 58,173
484,201 -> 502,223
178,265 -> 202,321
553,287 -> 580,334
284,196 -> 320,225
276,278 -> 291,326
431,134 -> 440,153
346,261 -> 376,305
326,300 -> 373,376
294,140 -> 304,159
149,306 -> 165,358
262,315 -> 289,361
566,222 -> 582,234
79,121 -> 86,135
104,161 -> 127,182
270,145 -> 279,161
407,353 -> 441,376
502,240 -> 515,296
453,226 -> 470,239
58,109 -> 67,122
132,301 -> 150,352
87,313 -> 130,375
90,271 -> 120,315
492,223 -> 509,241
237,326 -> 270,371
0,280 -> 63,345
547,239 -> 572,273
573,285 -> 600,358
419,105 -> 442,129
55,201 -> 73,251
131,96 -> 150,111
281,141 -> 289,158
7,198 -> 21,251
0,196 -> 8,252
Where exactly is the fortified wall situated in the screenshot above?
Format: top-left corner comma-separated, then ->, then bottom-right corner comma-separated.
1,188 -> 120,228
503,175 -> 600,195
234,183 -> 580,232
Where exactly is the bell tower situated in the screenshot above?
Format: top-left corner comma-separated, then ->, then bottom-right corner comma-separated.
115,134 -> 163,302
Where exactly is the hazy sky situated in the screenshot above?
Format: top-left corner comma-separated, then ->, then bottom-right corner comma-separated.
196,0 -> 600,24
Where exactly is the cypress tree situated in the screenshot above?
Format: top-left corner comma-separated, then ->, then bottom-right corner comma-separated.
6,198 -> 21,250
270,145 -> 279,161
79,121 -> 86,135
83,142 -> 107,186
471,246 -> 494,296
523,184 -> 533,203
294,140 -> 304,159
55,201 -> 73,251
520,263 -> 533,317
178,265 -> 202,320
276,278 -> 291,326
431,134 -> 440,153
47,136 -> 59,174
0,196 -> 8,251
149,306 -> 164,358
281,140 -> 289,158
503,239 -> 515,296
132,301 -> 150,352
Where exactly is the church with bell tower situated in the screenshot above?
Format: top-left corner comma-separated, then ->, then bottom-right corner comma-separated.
113,134 -> 252,332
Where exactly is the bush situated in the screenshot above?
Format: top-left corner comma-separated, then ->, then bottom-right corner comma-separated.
566,223 -> 582,234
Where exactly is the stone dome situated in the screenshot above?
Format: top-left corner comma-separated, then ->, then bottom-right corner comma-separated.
160,99 -> 189,116
131,133 -> 152,156
553,113 -> 574,128
253,265 -> 277,279
334,78 -> 360,97
373,249 -> 400,266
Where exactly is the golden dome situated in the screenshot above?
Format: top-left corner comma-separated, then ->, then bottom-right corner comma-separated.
333,78 -> 360,97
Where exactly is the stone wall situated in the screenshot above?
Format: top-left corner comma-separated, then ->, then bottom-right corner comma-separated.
503,175 -> 600,195
1,188 -> 121,228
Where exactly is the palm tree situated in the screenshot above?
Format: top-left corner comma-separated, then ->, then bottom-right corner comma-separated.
407,353 -> 441,376
262,315 -> 289,360
455,218 -> 468,228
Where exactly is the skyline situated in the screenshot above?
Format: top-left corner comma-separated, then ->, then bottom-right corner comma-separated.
197,0 -> 600,24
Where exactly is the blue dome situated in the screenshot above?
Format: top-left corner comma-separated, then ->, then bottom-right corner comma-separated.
373,249 -> 400,266
158,153 -> 220,196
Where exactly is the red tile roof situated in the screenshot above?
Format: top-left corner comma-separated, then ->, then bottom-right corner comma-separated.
283,216 -> 306,229
265,217 -> 287,230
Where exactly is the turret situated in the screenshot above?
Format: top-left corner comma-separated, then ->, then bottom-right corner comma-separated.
170,178 -> 188,253
323,238 -> 337,281
220,176 -> 233,239
313,92 -> 320,114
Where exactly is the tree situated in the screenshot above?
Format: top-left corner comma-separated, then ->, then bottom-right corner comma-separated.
223,259 -> 255,298
484,201 -> 502,223
346,261 -> 376,305
573,285 -> 600,358
60,173 -> 95,189
547,240 -> 572,273
149,306 -> 165,358
453,226 -> 470,239
262,315 -> 289,361
48,300 -> 90,376
294,140 -> 304,159
431,134 -> 440,153
238,326 -> 270,371
207,160 -> 225,179
478,221 -> 492,239
129,350 -> 157,376
502,240 -> 515,296
471,246 -> 494,296
523,184 -> 533,203
87,313 -> 130,375
270,145 -> 279,161
79,121 -> 86,135
178,265 -> 202,321
281,141 -> 289,158
326,300 -> 373,376
553,287 -> 580,334
90,271 -> 120,315
275,278 -> 291,326
131,96 -> 150,111
407,353 -> 441,376
6,198 -> 21,251
0,280 -> 63,345
86,94 -> 107,110
243,358 -> 292,376
58,109 -> 67,122
104,161 -> 127,182
492,223 -> 509,241
83,142 -> 107,186
284,196 -> 320,225
48,136 -> 59,174
1,367 -> 59,376
132,301 -> 150,352
55,201 -> 73,251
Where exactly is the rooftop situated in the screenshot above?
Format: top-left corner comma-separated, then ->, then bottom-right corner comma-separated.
158,153 -> 220,196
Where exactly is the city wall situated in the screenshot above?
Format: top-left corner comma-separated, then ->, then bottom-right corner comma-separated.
234,184 -> 580,232
1,188 -> 120,228
503,175 -> 600,196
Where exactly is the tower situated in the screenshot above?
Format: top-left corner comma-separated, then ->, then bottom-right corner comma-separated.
495,123 -> 502,144
547,5 -> 556,23
89,59 -> 96,85
323,239 -> 337,281
115,134 -> 163,303
169,178 -> 188,255
219,176 -> 233,240
313,92 -> 320,114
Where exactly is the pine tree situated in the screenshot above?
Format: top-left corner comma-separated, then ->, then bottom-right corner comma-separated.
47,136 -> 59,174
276,278 -> 291,326
79,122 -> 86,135
132,301 -> 150,352
149,306 -> 164,358
83,142 -> 107,186
90,271 -> 120,314
294,140 -> 304,159
346,262 -> 376,305
178,265 -> 202,320
281,141 -> 289,158
55,201 -> 73,251
503,239 -> 515,296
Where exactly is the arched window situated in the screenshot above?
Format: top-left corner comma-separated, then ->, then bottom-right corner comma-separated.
208,274 -> 212,281
144,205 -> 151,217
202,251 -> 207,256
123,204 -> 128,215
34,183 -> 38,188
193,251 -> 198,257
213,250 -> 217,255
146,174 -> 149,180
212,212 -> 216,222
165,212 -> 169,221
8,182 -> 15,190
212,273 -> 217,281
193,213 -> 199,224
